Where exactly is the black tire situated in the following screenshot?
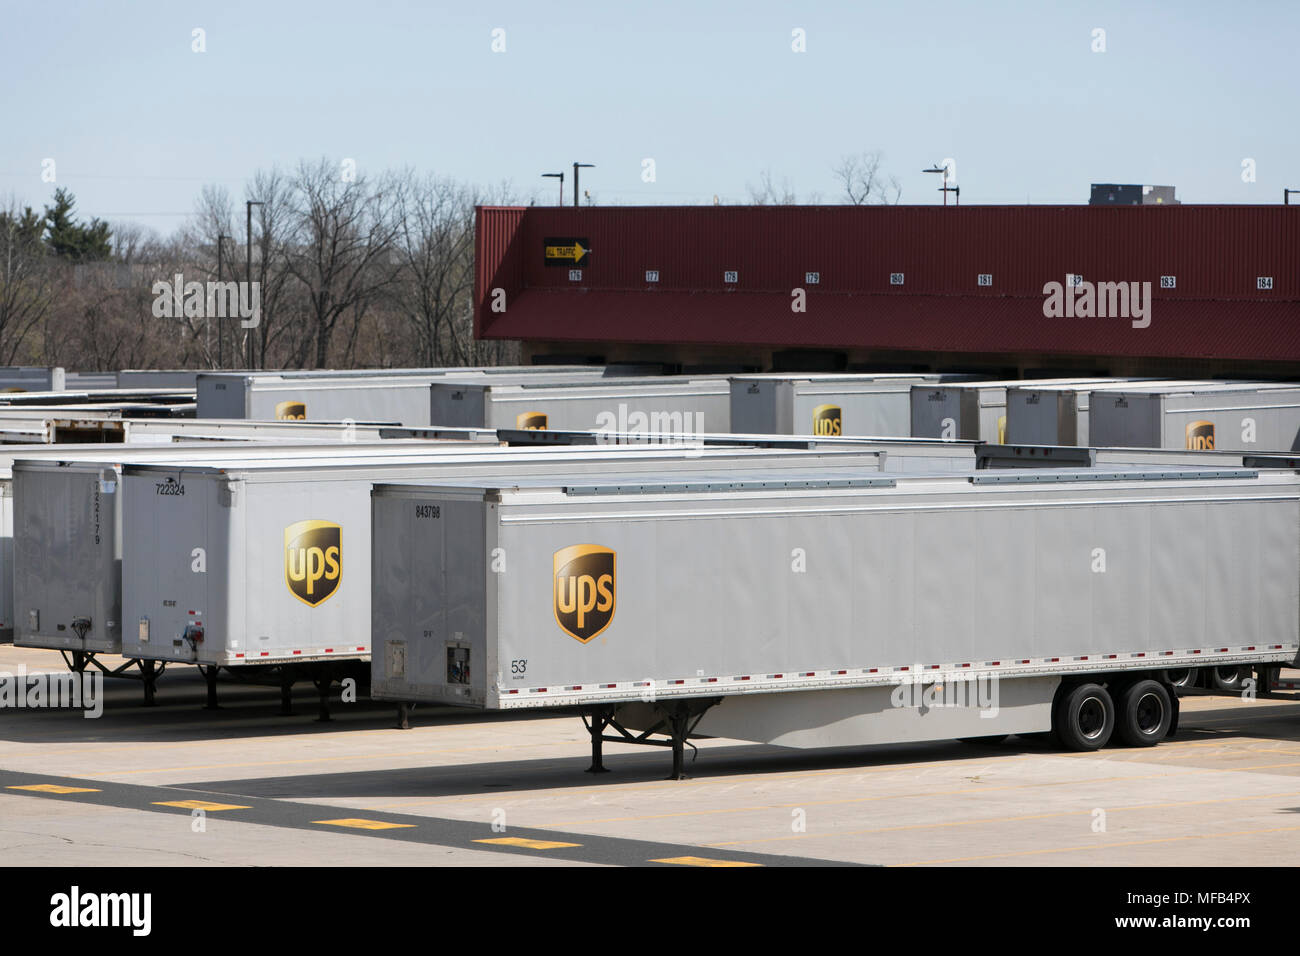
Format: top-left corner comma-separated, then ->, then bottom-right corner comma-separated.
1115,679 -> 1173,747
1053,682 -> 1115,751
1209,666 -> 1244,692
1162,668 -> 1196,689
957,734 -> 1009,745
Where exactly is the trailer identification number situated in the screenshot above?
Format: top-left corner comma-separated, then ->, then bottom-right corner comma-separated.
415,504 -> 441,519
155,480 -> 185,496
510,659 -> 527,675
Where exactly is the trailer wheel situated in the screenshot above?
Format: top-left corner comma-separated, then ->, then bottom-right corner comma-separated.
1209,666 -> 1244,692
1053,683 -> 1114,751
1161,668 -> 1196,689
1115,679 -> 1172,747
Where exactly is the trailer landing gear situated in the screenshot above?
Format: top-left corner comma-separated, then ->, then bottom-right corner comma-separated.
396,702 -> 411,730
313,675 -> 333,722
201,665 -> 220,710
279,669 -> 294,716
58,650 -> 165,707
580,699 -> 720,779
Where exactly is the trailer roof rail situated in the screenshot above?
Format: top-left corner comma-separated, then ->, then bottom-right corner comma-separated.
563,476 -> 897,495
970,468 -> 1259,484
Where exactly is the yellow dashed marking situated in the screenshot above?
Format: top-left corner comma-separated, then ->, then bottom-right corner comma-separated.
651,856 -> 761,867
313,818 -> 416,830
152,800 -> 250,811
7,784 -> 100,794
474,837 -> 581,850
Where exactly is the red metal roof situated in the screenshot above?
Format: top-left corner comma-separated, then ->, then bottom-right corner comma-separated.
475,205 -> 1300,362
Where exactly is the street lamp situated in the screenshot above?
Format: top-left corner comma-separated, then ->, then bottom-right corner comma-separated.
245,200 -> 264,370
216,234 -> 230,368
923,162 -> 958,206
573,162 -> 594,207
542,172 -> 564,206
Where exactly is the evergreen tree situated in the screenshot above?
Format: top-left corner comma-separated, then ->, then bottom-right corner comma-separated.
43,188 -> 112,261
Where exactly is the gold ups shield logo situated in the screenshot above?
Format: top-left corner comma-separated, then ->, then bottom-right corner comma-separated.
517,411 -> 548,430
276,401 -> 307,421
285,520 -> 342,607
553,544 -> 615,643
812,404 -> 842,436
1186,420 -> 1215,450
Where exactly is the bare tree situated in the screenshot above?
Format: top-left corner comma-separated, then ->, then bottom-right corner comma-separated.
746,169 -> 798,205
244,168 -> 299,368
392,171 -> 477,366
284,159 -> 404,368
834,150 -> 902,204
0,197 -> 54,364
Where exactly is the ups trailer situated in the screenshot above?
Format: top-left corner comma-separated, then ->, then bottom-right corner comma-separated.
495,426 -> 983,472
115,445 -> 888,710
8,439 -> 494,652
430,376 -> 732,433
10,439 -> 530,664
1003,379 -> 1173,446
729,373 -> 984,438
195,366 -> 648,422
911,378 -> 1128,442
369,467 -> 1300,777
1088,381 -> 1300,453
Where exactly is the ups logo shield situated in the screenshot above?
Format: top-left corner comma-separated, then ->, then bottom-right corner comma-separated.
812,404 -> 842,436
553,544 -> 615,643
1186,420 -> 1215,450
276,401 -> 307,420
285,520 -> 342,607
517,411 -> 548,430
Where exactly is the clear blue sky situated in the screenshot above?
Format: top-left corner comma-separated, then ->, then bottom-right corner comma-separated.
2,0 -> 1296,235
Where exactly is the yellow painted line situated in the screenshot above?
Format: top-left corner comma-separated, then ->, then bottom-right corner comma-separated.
651,856 -> 762,868
313,818 -> 416,831
7,784 -> 100,794
474,836 -> 581,850
152,800 -> 251,811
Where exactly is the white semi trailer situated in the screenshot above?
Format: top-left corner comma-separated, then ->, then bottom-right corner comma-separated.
728,373 -> 982,438
370,466 -> 1300,776
1003,379 -> 1167,446
1089,381 -> 1300,453
10,440 -> 503,662
429,376 -> 732,432
911,378 -> 1129,442
195,367 -> 646,423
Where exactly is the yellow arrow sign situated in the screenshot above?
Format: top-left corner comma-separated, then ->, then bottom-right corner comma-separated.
544,241 -> 586,262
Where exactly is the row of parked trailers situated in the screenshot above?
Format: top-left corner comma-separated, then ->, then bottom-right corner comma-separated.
4,366 -> 1300,454
6,364 -> 1300,777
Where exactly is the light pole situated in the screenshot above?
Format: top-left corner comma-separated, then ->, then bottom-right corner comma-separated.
215,234 -> 229,368
245,201 -> 264,370
542,172 -> 564,206
573,162 -> 594,207
923,163 -> 953,206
